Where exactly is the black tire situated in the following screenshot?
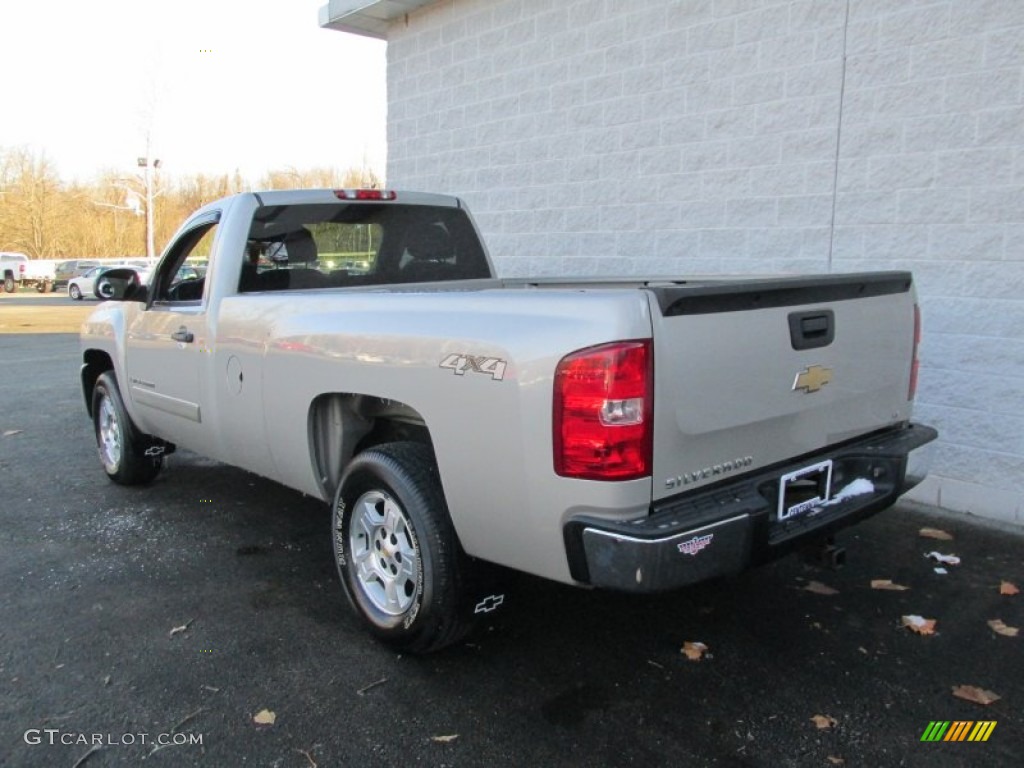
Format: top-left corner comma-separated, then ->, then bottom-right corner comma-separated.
333,442 -> 474,653
4,276 -> 16,293
92,372 -> 163,485
35,282 -> 45,293
69,284 -> 82,300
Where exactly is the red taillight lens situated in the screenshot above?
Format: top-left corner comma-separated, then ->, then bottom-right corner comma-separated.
909,304 -> 921,400
334,189 -> 396,201
553,340 -> 653,481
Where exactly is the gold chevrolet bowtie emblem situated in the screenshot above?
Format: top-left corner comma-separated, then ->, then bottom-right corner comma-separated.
793,365 -> 833,394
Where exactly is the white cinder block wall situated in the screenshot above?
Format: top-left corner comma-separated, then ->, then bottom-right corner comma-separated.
385,0 -> 1024,524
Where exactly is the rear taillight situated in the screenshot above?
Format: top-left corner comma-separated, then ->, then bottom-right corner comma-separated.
909,304 -> 921,400
553,340 -> 653,481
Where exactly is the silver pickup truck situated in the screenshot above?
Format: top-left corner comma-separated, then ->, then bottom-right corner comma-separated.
80,189 -> 937,652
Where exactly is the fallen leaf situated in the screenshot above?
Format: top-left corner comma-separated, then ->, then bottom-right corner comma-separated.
919,527 -> 953,541
3,429 -> 23,437
827,757 -> 845,766
871,579 -> 909,591
681,641 -> 708,661
934,567 -> 948,575
811,714 -> 837,729
252,709 -> 276,725
430,734 -> 458,743
952,685 -> 1001,706
857,646 -> 868,654
804,580 -> 839,595
1000,581 -> 1020,596
925,552 -> 960,566
901,615 -> 937,635
987,619 -> 1019,637
168,619 -> 194,638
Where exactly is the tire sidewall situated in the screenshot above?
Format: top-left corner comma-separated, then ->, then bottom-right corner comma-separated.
69,285 -> 81,300
91,372 -> 161,485
333,450 -> 445,646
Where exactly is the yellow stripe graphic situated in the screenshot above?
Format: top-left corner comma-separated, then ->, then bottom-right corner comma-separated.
970,721 -> 997,742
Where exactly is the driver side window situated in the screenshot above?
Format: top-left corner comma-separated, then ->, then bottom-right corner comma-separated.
151,218 -> 218,304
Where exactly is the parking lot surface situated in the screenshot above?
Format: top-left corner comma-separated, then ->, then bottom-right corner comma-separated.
1,332 -> 1021,767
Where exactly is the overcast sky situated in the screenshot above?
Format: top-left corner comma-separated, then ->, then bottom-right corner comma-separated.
1,0 -> 388,183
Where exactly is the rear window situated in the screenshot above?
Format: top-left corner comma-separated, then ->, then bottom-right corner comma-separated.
241,203 -> 489,292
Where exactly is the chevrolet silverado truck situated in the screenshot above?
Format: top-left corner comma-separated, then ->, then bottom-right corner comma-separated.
79,189 -> 937,652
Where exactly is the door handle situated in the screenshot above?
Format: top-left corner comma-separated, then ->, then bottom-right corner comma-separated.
171,326 -> 194,343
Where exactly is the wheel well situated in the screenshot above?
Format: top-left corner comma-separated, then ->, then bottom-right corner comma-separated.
309,394 -> 433,501
81,349 -> 114,417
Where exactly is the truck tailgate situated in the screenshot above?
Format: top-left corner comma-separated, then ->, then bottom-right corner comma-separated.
647,272 -> 916,502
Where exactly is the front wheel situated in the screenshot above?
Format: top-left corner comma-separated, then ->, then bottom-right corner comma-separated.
69,284 -> 82,300
3,276 -> 15,293
92,372 -> 163,485
333,442 -> 475,653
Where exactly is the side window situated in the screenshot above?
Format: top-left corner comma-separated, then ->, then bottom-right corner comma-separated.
150,219 -> 218,304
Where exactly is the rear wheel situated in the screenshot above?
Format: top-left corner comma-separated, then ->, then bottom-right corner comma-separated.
333,442 -> 475,653
92,372 -> 163,485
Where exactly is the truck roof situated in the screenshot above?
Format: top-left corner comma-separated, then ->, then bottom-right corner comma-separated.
227,189 -> 463,209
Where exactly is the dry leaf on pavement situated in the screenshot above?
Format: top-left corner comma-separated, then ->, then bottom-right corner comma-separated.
987,619 -> 1019,637
952,685 -> 1000,706
2,429 -> 24,437
925,551 -> 960,565
803,580 -> 839,595
871,579 -> 909,591
681,641 -> 709,661
811,714 -> 837,729
901,615 -> 937,635
1000,581 -> 1020,596
826,757 -> 845,765
168,619 -> 194,638
253,709 -> 276,725
919,527 -> 953,540
431,735 -> 458,743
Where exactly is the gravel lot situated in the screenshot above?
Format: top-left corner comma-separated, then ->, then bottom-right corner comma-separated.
1,329 -> 1021,767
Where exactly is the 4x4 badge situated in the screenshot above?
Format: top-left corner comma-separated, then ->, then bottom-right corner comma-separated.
793,365 -> 833,394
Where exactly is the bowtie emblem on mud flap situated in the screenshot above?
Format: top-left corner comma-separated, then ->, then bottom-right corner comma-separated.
474,594 -> 505,614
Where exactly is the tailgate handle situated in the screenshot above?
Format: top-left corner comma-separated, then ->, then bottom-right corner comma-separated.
789,310 -> 834,350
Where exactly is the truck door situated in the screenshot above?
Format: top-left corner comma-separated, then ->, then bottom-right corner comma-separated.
124,213 -> 219,450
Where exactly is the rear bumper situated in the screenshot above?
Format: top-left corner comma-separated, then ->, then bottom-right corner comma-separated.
564,423 -> 938,592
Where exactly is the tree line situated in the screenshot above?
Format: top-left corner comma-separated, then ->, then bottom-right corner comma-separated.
0,146 -> 380,260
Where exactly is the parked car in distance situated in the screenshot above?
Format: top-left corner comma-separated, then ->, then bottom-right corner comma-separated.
0,253 -> 57,292
1,252 -> 30,293
69,266 -> 147,300
55,260 -> 101,288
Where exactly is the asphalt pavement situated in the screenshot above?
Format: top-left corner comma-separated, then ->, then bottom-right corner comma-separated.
1,333 -> 1021,767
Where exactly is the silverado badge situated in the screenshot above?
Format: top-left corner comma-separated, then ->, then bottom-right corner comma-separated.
793,365 -> 833,394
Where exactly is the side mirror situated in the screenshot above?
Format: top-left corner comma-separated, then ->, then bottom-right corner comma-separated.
94,268 -> 148,303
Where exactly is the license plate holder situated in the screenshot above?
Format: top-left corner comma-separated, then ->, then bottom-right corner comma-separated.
777,460 -> 833,522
